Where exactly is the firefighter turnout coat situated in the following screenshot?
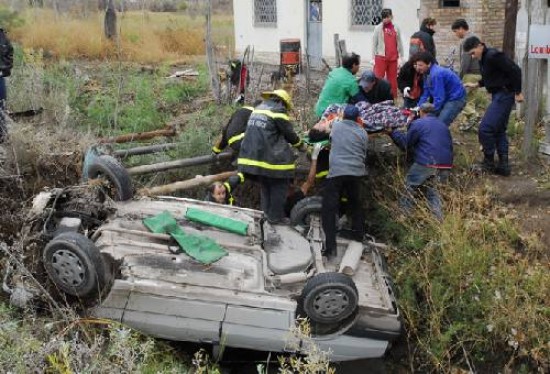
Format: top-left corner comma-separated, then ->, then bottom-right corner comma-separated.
212,105 -> 254,154
238,100 -> 301,179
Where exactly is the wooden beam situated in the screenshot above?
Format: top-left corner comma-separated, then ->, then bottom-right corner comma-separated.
126,152 -> 233,175
138,171 -> 237,196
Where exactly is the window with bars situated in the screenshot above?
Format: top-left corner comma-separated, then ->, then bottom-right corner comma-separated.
440,0 -> 460,7
254,0 -> 277,26
351,0 -> 383,27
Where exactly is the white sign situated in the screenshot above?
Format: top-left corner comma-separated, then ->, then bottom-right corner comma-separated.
528,24 -> 550,59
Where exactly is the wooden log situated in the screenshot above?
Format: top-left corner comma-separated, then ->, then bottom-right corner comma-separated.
138,171 -> 237,196
114,143 -> 179,158
99,126 -> 176,144
126,152 -> 233,175
338,241 -> 363,276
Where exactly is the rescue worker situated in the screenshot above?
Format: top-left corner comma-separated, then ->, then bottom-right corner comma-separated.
398,54 -> 424,108
315,52 -> 361,117
322,105 -> 368,259
410,17 -> 437,60
386,103 -> 453,221
414,51 -> 466,126
212,100 -> 261,157
204,173 -> 245,206
463,36 -> 523,176
238,89 -> 305,224
350,70 -> 393,105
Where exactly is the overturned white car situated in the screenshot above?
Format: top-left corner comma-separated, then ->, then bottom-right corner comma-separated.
31,187 -> 401,362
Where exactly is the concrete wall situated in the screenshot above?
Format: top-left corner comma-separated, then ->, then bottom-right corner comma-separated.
233,0 -> 420,67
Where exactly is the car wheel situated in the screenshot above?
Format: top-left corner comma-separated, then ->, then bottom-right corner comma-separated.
301,272 -> 358,324
86,155 -> 133,201
290,196 -> 322,228
43,232 -> 107,298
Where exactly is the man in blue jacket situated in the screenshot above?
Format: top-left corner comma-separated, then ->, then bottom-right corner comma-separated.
414,51 -> 466,126
387,103 -> 453,221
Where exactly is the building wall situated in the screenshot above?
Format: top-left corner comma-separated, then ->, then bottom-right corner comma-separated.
233,0 -> 307,64
233,0 -> 420,66
419,0 -> 506,66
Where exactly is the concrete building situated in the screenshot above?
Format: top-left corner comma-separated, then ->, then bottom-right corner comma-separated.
232,0 -> 511,70
232,0 -> 421,67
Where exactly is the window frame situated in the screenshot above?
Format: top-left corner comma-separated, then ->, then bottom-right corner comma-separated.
440,0 -> 460,7
253,0 -> 278,28
349,0 -> 382,30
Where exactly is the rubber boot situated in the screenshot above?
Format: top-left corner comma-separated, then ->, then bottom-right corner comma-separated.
494,154 -> 511,176
473,153 -> 495,173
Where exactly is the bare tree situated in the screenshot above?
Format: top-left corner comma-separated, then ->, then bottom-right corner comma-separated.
104,0 -> 117,40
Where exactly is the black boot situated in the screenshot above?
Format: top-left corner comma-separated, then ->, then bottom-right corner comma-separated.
494,154 -> 511,176
473,153 -> 495,173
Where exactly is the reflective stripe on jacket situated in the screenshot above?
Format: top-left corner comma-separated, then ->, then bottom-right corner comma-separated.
212,106 -> 254,153
238,100 -> 301,179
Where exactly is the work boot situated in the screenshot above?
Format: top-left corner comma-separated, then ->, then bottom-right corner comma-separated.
472,153 -> 495,173
494,154 -> 511,176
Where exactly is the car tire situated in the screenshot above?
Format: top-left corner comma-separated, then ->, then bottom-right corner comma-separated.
290,195 -> 322,228
86,155 -> 133,201
43,232 -> 107,298
301,272 -> 359,324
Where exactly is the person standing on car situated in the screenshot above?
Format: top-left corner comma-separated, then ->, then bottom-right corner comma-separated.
238,89 -> 305,224
322,105 -> 368,258
386,103 -> 453,221
372,8 -> 404,99
462,36 -> 523,176
315,53 -> 361,117
212,100 -> 261,157
414,51 -> 466,126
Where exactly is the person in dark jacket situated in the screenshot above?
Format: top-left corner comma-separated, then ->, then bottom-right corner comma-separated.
414,51 -> 466,126
204,173 -> 244,205
397,55 -> 423,108
463,36 -> 523,176
238,89 -> 305,224
322,105 -> 368,258
409,17 -> 437,60
350,70 -> 393,104
387,103 -> 453,221
212,100 -> 261,157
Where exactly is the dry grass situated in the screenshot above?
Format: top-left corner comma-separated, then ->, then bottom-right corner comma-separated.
10,9 -> 234,63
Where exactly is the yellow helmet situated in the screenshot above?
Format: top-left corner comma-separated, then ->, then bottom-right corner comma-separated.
261,89 -> 293,110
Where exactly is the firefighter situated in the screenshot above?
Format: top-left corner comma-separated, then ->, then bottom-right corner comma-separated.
237,89 -> 305,224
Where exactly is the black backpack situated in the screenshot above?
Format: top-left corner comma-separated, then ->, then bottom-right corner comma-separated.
0,29 -> 14,77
